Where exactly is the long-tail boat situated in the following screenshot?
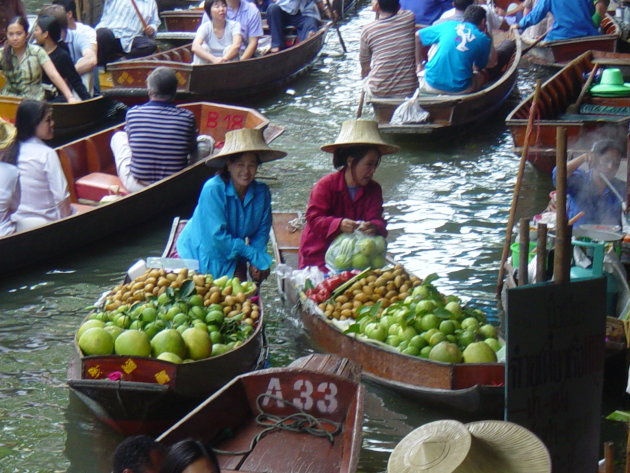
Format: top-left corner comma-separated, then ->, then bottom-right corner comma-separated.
523,15 -> 621,67
505,50 -> 630,174
0,102 -> 283,276
103,25 -> 329,105
368,36 -> 521,134
270,212 -> 505,416
157,353 -> 364,473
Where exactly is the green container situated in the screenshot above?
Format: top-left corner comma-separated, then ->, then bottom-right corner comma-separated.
510,242 -> 537,266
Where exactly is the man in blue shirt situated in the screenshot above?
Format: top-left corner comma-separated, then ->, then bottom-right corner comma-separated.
417,5 -> 491,94
514,0 -> 599,41
400,0 -> 451,26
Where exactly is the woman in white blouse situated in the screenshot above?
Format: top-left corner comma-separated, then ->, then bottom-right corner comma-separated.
192,0 -> 242,64
8,100 -> 72,231
0,118 -> 19,237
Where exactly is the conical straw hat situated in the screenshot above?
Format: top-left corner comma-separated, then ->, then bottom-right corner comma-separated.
388,420 -> 472,473
206,128 -> 286,167
455,420 -> 551,473
0,117 -> 16,150
320,119 -> 399,155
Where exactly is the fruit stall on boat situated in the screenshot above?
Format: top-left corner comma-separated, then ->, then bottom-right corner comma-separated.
0,101 -> 283,276
68,263 -> 267,436
270,212 -> 505,416
157,353 -> 364,473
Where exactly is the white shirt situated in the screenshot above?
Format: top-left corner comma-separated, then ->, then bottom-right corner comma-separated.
193,19 -> 242,60
436,5 -> 504,31
66,22 -> 97,64
13,138 -> 72,222
96,0 -> 161,52
0,161 -> 19,236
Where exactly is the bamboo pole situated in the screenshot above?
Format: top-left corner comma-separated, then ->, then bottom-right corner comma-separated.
518,218 -> 530,286
496,80 -> 542,295
536,223 -> 547,283
553,127 -> 571,283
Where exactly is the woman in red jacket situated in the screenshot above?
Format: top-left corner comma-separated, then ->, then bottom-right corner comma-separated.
298,119 -> 399,271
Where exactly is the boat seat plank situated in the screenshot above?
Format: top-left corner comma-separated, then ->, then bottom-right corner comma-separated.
75,172 -> 129,202
559,113 -> 629,122
288,353 -> 361,383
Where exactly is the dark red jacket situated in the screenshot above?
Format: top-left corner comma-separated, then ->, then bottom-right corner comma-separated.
298,170 -> 387,271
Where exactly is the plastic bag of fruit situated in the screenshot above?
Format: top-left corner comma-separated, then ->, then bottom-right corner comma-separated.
325,230 -> 387,272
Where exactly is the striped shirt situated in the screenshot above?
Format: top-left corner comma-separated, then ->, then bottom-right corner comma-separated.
96,0 -> 160,53
125,101 -> 197,183
359,10 -> 418,98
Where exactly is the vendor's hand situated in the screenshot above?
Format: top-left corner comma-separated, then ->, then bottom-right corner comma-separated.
340,218 -> 359,233
358,221 -> 377,235
249,265 -> 270,282
144,26 -> 155,37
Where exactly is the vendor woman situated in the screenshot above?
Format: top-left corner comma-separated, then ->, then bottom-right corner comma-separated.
176,128 -> 286,280
298,119 -> 399,271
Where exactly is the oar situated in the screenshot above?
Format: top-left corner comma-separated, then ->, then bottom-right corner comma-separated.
566,63 -> 599,114
356,90 -> 365,118
496,79 -> 542,296
325,0 -> 348,53
521,30 -> 549,55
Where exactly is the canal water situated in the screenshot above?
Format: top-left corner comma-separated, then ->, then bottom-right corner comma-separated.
3,1 -> 626,472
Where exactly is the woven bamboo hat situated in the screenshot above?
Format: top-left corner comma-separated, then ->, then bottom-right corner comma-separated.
0,117 -> 16,150
388,420 -> 551,473
320,119 -> 399,155
387,420 -> 472,473
590,68 -> 630,96
206,128 -> 286,167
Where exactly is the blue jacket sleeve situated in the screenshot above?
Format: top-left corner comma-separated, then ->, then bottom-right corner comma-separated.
518,0 -> 551,30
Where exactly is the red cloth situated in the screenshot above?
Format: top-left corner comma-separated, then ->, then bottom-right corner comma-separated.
298,170 -> 387,271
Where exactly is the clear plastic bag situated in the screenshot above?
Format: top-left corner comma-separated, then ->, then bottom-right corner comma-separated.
390,89 -> 429,125
325,230 -> 387,272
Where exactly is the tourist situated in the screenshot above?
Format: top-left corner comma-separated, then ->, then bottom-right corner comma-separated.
160,439 -> 220,473
200,0 -> 263,60
266,0 -> 334,53
298,119 -> 397,271
400,0 -> 452,26
0,16 -> 78,102
553,139 -> 626,228
96,0 -> 160,65
32,15 -> 91,101
417,5 -> 492,94
193,0 -> 242,64
359,0 -> 418,118
176,128 -> 286,280
51,0 -> 98,93
8,100 -> 73,229
0,118 -> 19,237
111,67 -> 197,192
435,0 -> 507,31
512,0 -> 599,41
112,435 -> 167,473
0,0 -> 25,45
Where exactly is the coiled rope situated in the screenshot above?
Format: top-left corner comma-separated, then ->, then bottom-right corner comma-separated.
213,392 -> 342,456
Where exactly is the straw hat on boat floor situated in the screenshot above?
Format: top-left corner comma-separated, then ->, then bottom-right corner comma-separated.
388,419 -> 551,473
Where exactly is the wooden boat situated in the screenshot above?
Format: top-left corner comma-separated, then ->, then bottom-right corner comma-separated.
505,50 -> 630,174
158,353 -> 364,473
270,212 -> 505,416
0,102 -> 283,276
103,25 -> 329,105
523,15 -> 621,67
368,36 -> 521,134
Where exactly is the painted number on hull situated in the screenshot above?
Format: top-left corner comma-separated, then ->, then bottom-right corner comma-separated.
261,377 -> 338,414
205,112 -> 245,130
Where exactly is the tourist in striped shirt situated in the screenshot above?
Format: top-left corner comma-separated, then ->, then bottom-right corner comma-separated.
360,0 -> 418,102
111,67 -> 197,193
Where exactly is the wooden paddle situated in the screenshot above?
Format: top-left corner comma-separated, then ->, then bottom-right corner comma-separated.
325,0 -> 348,53
566,63 -> 599,114
521,30 -> 548,55
356,90 -> 365,118
496,80 -> 542,296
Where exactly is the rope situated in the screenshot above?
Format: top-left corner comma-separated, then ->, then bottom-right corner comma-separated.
213,393 -> 342,456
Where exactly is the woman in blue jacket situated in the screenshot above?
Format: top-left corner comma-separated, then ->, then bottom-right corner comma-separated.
176,128 -> 286,280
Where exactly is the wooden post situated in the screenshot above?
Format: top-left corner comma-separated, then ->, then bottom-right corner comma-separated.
536,223 -> 547,283
554,127 -> 571,283
603,441 -> 614,473
519,218 -> 530,286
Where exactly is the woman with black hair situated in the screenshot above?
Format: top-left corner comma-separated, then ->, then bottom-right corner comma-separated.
9,99 -> 72,229
0,16 -> 77,102
176,127 -> 286,280
160,439 -> 220,473
32,15 -> 91,101
298,119 -> 398,271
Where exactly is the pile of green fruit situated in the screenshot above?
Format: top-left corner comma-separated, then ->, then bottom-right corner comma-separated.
343,275 -> 503,364
76,270 -> 259,363
325,233 -> 387,271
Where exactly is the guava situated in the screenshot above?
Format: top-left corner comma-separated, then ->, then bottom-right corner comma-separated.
182,328 -> 212,360
114,330 -> 151,357
151,329 -> 186,359
428,341 -> 462,363
463,342 -> 497,363
79,327 -> 114,356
